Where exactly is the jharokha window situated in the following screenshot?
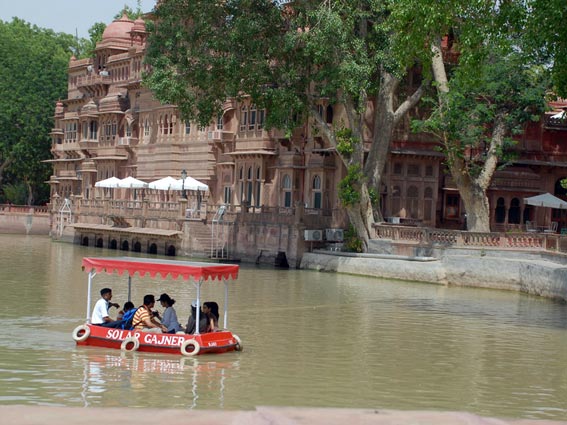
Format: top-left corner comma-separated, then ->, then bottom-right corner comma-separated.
239,104 -> 266,132
282,174 -> 292,208
312,175 -> 322,209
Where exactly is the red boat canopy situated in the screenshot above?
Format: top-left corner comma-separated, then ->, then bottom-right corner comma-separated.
82,257 -> 239,282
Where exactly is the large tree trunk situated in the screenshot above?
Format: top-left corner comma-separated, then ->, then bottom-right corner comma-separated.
430,40 -> 506,233
345,181 -> 374,251
365,69 -> 423,223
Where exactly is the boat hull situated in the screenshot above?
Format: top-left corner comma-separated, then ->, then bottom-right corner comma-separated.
74,324 -> 239,356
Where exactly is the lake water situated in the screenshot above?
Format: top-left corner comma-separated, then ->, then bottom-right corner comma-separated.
0,234 -> 566,419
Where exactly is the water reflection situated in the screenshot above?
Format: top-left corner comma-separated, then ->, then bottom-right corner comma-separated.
75,350 -> 239,409
1,235 -> 567,419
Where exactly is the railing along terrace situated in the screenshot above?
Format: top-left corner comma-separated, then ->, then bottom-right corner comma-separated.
373,223 -> 562,252
0,204 -> 48,215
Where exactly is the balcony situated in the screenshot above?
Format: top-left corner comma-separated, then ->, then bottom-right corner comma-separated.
76,74 -> 112,97
208,130 -> 234,143
118,137 -> 139,146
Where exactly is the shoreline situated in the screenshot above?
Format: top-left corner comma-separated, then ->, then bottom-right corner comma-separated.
300,250 -> 567,302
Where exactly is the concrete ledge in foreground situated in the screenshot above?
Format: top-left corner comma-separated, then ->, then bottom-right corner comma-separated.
1,406 -> 566,425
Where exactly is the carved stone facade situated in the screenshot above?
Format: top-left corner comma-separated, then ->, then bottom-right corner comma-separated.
47,14 -> 567,263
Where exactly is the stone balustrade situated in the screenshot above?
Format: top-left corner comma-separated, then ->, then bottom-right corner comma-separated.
373,223 -> 564,253
0,204 -> 49,215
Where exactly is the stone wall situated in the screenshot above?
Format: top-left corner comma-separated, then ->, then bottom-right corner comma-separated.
300,249 -> 567,301
0,210 -> 50,235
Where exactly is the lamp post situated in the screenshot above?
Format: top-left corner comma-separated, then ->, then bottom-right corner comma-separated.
181,169 -> 187,199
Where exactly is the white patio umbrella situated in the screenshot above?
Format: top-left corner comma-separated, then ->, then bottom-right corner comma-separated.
524,193 -> 567,209
94,176 -> 121,188
117,176 -> 148,188
148,176 -> 178,190
171,176 -> 209,191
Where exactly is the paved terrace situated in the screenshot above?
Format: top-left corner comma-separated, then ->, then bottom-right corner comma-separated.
2,406 -> 566,425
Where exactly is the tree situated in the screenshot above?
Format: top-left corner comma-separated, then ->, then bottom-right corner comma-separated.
145,0 -> 424,250
0,19 -> 73,204
390,0 -> 550,232
78,22 -> 106,59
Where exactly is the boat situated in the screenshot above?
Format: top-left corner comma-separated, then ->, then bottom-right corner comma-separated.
71,256 -> 242,356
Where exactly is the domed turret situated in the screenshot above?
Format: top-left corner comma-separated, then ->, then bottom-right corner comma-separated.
101,13 -> 135,42
81,100 -> 98,116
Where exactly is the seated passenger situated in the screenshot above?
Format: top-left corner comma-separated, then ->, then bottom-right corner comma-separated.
116,301 -> 135,321
101,301 -> 137,329
185,301 -> 208,334
157,293 -> 183,334
91,288 -> 118,326
132,295 -> 168,333
203,301 -> 220,331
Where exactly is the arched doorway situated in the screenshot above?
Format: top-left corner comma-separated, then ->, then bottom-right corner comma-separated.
166,245 -> 176,256
148,243 -> 157,254
109,239 -> 118,250
121,240 -> 129,251
133,241 -> 142,252
81,236 -> 89,246
96,238 -> 103,248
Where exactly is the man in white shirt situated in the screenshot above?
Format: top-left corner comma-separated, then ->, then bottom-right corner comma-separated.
91,288 -> 119,325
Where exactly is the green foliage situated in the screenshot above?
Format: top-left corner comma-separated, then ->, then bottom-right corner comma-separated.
338,165 -> 364,207
416,43 -> 549,175
0,18 -> 73,204
343,225 -> 363,253
115,1 -> 144,20
1,182 -> 28,205
335,127 -> 357,158
78,22 -> 106,59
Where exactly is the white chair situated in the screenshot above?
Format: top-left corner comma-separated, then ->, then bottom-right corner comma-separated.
544,221 -> 558,233
526,221 -> 538,232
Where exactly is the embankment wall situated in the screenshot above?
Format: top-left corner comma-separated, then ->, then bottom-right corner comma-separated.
0,212 -> 50,235
300,250 -> 567,301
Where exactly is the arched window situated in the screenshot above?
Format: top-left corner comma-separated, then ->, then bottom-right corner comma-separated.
255,167 -> 262,207
282,174 -> 292,208
240,105 -> 248,131
407,186 -> 419,219
246,167 -> 253,204
238,166 -> 244,202
144,119 -> 150,136
163,115 -> 169,135
217,115 -> 223,130
508,198 -> 521,224
90,121 -> 98,140
185,121 -> 191,135
312,175 -> 322,209
424,187 -> 434,221
495,197 -> 506,223
391,185 -> 401,216
249,105 -> 257,130
258,108 -> 265,130
326,105 -> 334,124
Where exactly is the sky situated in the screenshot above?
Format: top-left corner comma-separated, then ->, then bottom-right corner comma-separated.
0,0 -> 157,39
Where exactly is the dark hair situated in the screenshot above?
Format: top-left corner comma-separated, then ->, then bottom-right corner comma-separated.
143,294 -> 155,306
123,301 -> 135,311
157,293 -> 175,306
100,288 -> 112,296
204,301 -> 219,320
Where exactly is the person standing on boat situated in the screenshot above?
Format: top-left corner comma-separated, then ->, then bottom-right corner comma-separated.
132,294 -> 168,333
185,301 -> 209,334
157,293 -> 183,333
91,288 -> 119,325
